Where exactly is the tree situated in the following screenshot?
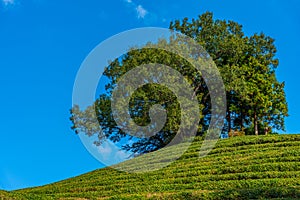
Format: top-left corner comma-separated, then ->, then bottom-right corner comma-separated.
170,12 -> 288,135
70,12 -> 288,155
71,46 -> 206,154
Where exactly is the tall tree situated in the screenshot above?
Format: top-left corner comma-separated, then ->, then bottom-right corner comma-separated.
72,47 -> 205,154
170,12 -> 288,135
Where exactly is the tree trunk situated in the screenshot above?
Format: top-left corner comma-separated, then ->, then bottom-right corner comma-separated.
227,110 -> 231,135
240,107 -> 244,131
227,92 -> 231,135
264,127 -> 269,135
254,111 -> 258,136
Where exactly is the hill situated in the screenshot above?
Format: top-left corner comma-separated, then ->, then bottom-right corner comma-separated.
3,134 -> 300,199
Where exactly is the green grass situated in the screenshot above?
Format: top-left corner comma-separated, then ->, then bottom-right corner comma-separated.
0,190 -> 9,199
3,134 -> 300,199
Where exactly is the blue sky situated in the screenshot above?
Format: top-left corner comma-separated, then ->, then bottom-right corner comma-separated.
0,0 -> 299,191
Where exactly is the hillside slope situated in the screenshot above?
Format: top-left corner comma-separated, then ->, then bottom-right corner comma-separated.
4,135 -> 300,199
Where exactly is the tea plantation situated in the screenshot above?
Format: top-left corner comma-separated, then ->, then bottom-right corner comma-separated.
2,134 -> 300,199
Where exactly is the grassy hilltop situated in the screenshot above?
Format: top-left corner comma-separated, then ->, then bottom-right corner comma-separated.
2,134 -> 300,199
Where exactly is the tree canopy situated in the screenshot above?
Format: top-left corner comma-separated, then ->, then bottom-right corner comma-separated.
70,12 -> 288,154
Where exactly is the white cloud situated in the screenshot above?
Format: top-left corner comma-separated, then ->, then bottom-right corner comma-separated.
124,0 -> 149,20
2,0 -> 14,6
114,150 -> 129,161
136,5 -> 148,19
97,143 -> 112,155
96,140 -> 131,165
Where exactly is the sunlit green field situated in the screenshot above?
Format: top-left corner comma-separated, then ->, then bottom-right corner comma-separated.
2,134 -> 300,199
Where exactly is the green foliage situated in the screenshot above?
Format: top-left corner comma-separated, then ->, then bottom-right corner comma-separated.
71,47 -> 206,154
70,11 -> 288,155
228,129 -> 245,137
170,12 -> 288,136
6,134 -> 300,199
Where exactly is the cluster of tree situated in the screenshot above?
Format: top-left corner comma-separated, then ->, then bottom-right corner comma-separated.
70,12 -> 288,154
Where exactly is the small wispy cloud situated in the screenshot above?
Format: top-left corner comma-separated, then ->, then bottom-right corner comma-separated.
123,0 -> 167,24
136,5 -> 148,19
96,140 -> 131,165
2,0 -> 15,6
124,0 -> 148,19
98,144 -> 112,155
